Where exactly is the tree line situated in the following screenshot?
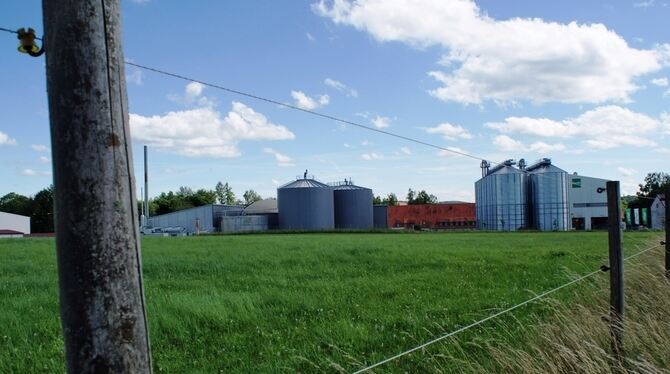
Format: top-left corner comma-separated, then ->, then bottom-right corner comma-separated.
146,182 -> 263,216
373,188 -> 438,205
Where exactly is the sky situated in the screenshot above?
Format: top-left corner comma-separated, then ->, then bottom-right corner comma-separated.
0,0 -> 669,202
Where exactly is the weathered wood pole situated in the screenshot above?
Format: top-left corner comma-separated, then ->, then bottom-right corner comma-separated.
42,1 -> 151,372
606,180 -> 624,358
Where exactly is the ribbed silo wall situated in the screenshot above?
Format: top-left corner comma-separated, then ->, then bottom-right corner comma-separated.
475,171 -> 528,231
147,205 -> 214,233
334,188 -> 373,229
530,172 -> 569,231
278,187 -> 334,230
373,205 -> 388,229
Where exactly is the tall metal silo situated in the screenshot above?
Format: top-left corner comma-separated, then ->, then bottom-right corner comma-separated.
334,183 -> 373,229
475,159 -> 528,231
277,178 -> 334,230
527,158 -> 570,231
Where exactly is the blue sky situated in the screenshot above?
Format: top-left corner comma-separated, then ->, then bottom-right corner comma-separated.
0,0 -> 669,201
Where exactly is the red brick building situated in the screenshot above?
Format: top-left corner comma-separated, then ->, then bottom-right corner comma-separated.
387,203 -> 476,230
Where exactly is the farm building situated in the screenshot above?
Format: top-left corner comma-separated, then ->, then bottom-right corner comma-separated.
147,204 -> 244,234
0,211 -> 30,237
650,194 -> 666,230
568,174 -> 608,230
475,158 -> 609,231
221,199 -> 279,233
387,203 -> 476,230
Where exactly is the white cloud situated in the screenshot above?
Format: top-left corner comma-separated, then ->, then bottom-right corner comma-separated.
343,143 -> 351,148
20,169 -> 51,177
400,146 -> 411,155
126,69 -> 143,85
324,78 -> 358,97
371,115 -> 390,129
130,101 -> 295,158
185,82 -> 204,98
0,131 -> 17,146
291,90 -> 330,110
662,112 -> 670,133
39,156 -> 50,164
314,0 -> 664,105
651,77 -> 668,87
31,144 -> 48,152
633,0 -> 655,8
361,152 -> 384,160
492,135 -> 565,154
486,105 -> 659,149
263,148 -> 295,167
425,122 -> 472,140
272,179 -> 281,186
528,142 -> 566,153
493,135 -> 525,152
306,32 -> 316,42
617,167 -> 637,176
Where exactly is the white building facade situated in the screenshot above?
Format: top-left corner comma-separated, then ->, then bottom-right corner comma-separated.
0,211 -> 31,235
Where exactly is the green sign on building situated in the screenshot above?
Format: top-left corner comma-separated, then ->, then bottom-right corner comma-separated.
641,208 -> 648,226
571,178 -> 581,188
625,208 -> 632,225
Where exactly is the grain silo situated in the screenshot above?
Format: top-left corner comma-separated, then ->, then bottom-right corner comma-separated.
333,182 -> 373,229
527,158 -> 570,231
475,159 -> 528,231
278,178 -> 334,230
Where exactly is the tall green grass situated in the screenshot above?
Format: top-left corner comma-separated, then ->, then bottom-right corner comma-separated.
0,232 -> 659,372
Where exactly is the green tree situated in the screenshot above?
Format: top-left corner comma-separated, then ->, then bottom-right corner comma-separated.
221,182 -> 236,205
243,189 -> 262,205
406,188 -> 415,204
31,186 -> 54,233
0,192 -> 32,216
215,181 -> 225,204
384,193 -> 398,206
190,189 -> 217,206
373,195 -> 383,205
637,172 -> 670,198
414,190 -> 438,204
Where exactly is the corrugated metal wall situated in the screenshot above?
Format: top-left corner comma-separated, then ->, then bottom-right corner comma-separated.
278,180 -> 334,230
530,169 -> 570,231
147,204 -> 243,233
334,185 -> 373,229
373,205 -> 388,229
387,203 -> 475,229
475,168 -> 528,231
221,215 -> 268,233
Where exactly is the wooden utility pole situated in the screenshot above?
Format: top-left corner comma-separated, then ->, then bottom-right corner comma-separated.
606,181 -> 624,358
42,1 -> 151,372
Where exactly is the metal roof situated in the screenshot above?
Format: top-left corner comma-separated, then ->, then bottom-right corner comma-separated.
243,199 -> 278,214
334,184 -> 371,191
278,178 -> 330,189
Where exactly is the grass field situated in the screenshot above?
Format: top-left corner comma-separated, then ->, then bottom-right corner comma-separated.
0,231 -> 662,372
